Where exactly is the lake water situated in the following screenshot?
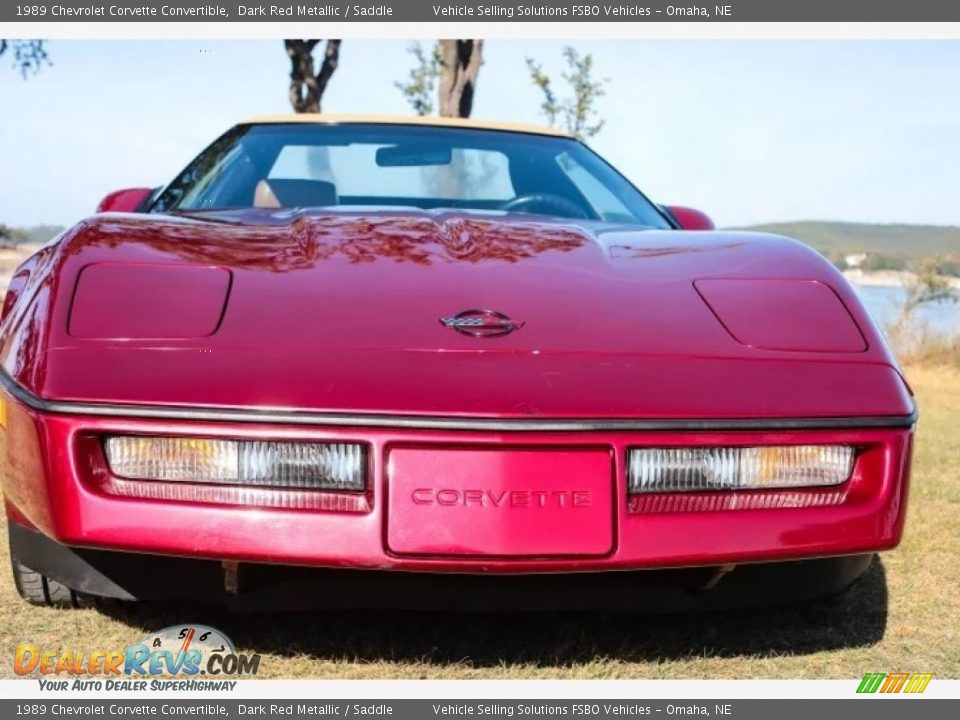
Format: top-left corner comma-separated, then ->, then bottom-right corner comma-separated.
854,284 -> 960,337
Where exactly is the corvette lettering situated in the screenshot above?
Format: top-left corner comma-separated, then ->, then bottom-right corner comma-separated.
411,488 -> 591,508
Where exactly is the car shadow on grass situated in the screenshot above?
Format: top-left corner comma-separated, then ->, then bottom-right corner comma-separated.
94,557 -> 888,668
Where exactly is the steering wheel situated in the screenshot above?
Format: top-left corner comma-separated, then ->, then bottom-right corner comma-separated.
500,193 -> 591,220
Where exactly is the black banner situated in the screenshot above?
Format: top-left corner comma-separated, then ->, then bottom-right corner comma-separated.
4,0 -> 960,23
1,699 -> 958,720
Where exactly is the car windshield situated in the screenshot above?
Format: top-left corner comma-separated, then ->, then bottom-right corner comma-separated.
151,123 -> 670,227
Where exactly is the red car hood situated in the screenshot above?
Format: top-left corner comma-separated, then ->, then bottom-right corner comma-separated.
3,210 -> 913,421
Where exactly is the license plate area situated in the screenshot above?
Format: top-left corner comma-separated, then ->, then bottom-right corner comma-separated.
386,447 -> 614,557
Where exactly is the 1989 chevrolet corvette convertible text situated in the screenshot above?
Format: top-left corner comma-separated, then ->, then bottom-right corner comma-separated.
0,116 -> 915,611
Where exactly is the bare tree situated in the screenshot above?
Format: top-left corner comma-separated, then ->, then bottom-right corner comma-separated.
526,47 -> 607,140
396,40 -> 482,119
284,40 -> 341,113
437,40 -> 483,118
901,257 -> 959,319
394,41 -> 485,199
0,40 -> 50,77
886,256 -> 960,356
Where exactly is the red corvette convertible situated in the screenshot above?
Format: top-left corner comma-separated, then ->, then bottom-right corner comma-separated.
1,116 -> 915,611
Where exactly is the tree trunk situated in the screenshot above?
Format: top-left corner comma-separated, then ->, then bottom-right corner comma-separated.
285,39 -> 341,113
437,40 -> 483,118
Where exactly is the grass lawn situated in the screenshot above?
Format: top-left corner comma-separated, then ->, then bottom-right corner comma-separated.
1,365 -> 957,679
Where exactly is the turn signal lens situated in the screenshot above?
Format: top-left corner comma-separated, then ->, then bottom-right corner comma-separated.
628,445 -> 854,494
104,437 -> 365,491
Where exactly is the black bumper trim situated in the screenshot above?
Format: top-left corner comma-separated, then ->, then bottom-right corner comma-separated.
0,365 -> 918,432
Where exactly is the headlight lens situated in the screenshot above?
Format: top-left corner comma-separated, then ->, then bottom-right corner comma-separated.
628,445 -> 854,494
104,436 -> 365,491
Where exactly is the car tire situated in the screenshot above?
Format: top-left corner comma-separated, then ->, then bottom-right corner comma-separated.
10,544 -> 90,608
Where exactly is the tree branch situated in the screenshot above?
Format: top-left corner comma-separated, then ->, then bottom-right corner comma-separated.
437,40 -> 483,118
284,39 -> 341,113
314,39 -> 341,101
0,39 -> 50,78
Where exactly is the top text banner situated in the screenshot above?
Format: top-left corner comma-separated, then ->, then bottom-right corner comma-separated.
4,0 -> 960,23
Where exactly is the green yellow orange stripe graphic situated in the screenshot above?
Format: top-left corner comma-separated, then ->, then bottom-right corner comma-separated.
857,672 -> 933,694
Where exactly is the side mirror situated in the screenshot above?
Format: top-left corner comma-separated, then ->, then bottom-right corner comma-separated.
96,187 -> 154,214
665,205 -> 715,231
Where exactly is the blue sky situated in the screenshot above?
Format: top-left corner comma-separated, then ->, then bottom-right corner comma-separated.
0,40 -> 957,228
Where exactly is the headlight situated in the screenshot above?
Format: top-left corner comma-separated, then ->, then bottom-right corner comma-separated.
104,437 -> 365,491
628,445 -> 854,494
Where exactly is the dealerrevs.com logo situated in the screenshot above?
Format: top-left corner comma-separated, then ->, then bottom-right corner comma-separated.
14,625 -> 261,690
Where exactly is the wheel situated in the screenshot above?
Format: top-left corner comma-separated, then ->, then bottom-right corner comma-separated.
9,535 -> 90,608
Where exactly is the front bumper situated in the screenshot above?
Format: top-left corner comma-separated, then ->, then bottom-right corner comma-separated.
0,389 -> 913,573
8,521 -> 878,610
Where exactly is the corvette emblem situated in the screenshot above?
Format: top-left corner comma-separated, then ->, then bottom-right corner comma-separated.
440,309 -> 525,338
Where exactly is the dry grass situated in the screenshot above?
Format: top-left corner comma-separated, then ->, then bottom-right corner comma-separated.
0,244 -> 41,290
894,332 -> 960,367
1,365 -> 958,679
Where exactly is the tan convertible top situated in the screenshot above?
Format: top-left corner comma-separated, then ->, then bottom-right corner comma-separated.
242,113 -> 573,139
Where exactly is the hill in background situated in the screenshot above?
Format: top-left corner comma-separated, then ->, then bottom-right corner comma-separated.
735,221 -> 960,272
18,224 -> 65,244
0,224 -> 64,247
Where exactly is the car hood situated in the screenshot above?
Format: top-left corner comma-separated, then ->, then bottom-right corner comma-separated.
2,209 -> 913,420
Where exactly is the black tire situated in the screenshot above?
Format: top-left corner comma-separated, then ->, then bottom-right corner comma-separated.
10,541 -> 89,608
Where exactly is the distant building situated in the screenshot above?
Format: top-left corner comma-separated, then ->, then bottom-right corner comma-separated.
844,252 -> 868,269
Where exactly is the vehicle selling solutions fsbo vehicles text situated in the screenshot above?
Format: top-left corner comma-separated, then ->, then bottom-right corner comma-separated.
430,5 -> 729,19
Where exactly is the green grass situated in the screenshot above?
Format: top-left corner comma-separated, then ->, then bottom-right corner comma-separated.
1,365 -> 958,679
